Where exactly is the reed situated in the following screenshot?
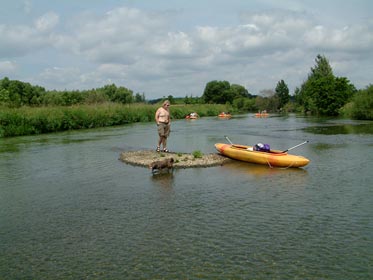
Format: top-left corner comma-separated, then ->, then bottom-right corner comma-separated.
0,103 -> 232,137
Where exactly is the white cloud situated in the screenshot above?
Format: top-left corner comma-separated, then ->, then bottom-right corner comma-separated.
23,0 -> 32,14
62,6 -> 166,64
1,2 -> 373,97
0,12 -> 59,57
150,31 -> 193,57
0,61 -> 18,75
34,12 -> 59,32
36,66 -> 81,89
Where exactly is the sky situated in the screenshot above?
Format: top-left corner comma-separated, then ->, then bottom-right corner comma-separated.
1,0 -> 372,100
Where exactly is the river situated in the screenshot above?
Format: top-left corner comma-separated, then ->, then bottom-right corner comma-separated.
1,113 -> 372,279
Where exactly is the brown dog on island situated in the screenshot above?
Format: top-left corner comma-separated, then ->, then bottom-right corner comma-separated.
149,158 -> 174,173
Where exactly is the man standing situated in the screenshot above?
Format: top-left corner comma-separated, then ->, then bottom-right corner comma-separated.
155,100 -> 171,152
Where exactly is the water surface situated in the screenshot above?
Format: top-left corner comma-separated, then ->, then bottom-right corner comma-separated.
1,114 -> 372,279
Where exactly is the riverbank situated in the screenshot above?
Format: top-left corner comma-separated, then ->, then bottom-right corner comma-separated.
0,103 -> 232,137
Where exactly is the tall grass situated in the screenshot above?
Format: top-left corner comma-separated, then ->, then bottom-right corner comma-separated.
0,103 -> 232,137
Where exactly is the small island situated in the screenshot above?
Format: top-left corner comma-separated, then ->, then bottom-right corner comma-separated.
119,150 -> 231,168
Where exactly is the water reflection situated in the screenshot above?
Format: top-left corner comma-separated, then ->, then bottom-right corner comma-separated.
222,160 -> 308,175
220,160 -> 309,186
151,171 -> 175,189
304,123 -> 373,135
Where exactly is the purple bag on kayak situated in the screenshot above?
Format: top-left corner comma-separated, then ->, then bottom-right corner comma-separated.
254,143 -> 270,152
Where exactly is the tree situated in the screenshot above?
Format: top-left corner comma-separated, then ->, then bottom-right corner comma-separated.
135,93 -> 145,103
231,84 -> 250,98
102,84 -> 118,101
202,81 -> 251,104
296,54 -> 355,115
112,86 -> 134,104
202,80 -> 231,104
0,77 -> 46,107
166,95 -> 175,104
275,79 -> 290,110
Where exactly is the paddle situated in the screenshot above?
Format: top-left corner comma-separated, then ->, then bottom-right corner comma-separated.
224,135 -> 248,149
224,135 -> 233,145
282,141 -> 309,153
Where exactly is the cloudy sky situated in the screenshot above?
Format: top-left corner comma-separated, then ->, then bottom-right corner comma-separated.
1,0 -> 372,99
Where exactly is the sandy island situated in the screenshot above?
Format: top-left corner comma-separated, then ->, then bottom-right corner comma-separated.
119,150 -> 231,168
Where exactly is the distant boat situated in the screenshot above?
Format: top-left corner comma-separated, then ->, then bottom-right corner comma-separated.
218,112 -> 232,118
255,110 -> 269,118
186,112 -> 199,119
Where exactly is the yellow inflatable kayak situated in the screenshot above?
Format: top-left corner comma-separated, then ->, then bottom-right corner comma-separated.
215,143 -> 310,168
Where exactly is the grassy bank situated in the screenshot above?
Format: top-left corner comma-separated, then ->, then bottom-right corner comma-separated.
0,103 -> 231,137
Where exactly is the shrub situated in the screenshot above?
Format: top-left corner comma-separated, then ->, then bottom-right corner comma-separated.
192,150 -> 203,158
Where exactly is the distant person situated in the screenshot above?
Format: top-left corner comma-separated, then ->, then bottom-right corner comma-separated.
155,100 -> 171,152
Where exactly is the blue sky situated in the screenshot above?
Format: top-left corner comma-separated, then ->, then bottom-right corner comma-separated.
1,0 -> 372,99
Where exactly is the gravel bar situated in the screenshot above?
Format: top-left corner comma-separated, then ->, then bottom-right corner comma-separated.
119,150 -> 231,168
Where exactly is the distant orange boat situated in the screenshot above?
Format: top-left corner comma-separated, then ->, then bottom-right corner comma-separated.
255,110 -> 269,118
218,112 -> 232,118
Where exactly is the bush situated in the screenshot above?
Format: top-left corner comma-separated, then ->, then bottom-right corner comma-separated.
351,85 -> 373,120
340,85 -> 373,120
192,150 -> 203,158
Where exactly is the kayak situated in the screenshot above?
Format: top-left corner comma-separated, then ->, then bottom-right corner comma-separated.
215,143 -> 310,168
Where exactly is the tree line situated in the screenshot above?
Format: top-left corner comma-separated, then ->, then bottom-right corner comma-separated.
0,78 -> 145,107
202,54 -> 371,119
1,54 -> 372,119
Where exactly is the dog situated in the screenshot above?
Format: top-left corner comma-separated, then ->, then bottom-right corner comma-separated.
149,157 -> 174,174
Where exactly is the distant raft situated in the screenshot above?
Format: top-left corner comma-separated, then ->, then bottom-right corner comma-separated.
254,112 -> 269,118
218,112 -> 232,118
186,112 -> 199,119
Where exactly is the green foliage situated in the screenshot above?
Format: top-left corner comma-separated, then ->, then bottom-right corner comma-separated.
84,90 -> 109,104
167,95 -> 175,104
0,77 -> 46,107
275,80 -> 290,109
202,80 -> 231,104
202,80 -> 253,105
183,94 -> 201,104
255,96 -> 272,112
135,93 -> 145,103
346,85 -> 373,120
295,54 -> 356,116
0,103 -> 232,137
192,150 -> 203,158
0,78 -> 141,108
232,97 -> 257,112
230,84 -> 250,98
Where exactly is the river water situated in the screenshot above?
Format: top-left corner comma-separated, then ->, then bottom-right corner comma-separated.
1,114 -> 372,279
